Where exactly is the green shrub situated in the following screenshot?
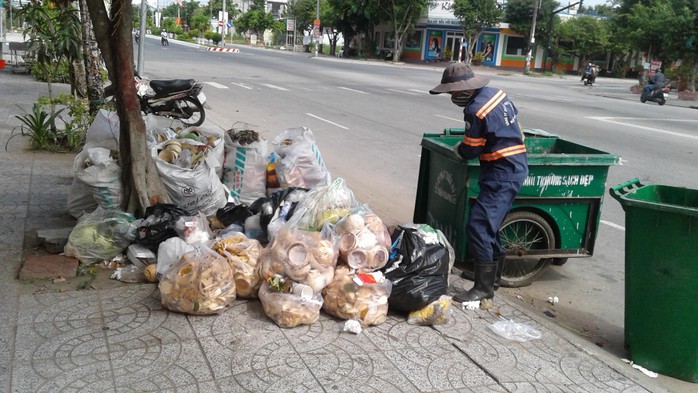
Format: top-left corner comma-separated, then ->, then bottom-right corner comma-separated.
12,104 -> 64,150
211,32 -> 222,45
31,59 -> 70,84
9,94 -> 92,152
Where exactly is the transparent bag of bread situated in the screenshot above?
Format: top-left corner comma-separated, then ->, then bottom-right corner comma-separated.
212,231 -> 262,298
159,243 -> 237,315
258,281 -> 323,328
335,206 -> 392,270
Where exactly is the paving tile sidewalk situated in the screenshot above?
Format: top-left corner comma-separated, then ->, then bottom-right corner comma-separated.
0,70 -> 669,392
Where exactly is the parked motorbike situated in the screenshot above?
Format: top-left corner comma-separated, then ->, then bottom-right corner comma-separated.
105,78 -> 207,126
640,85 -> 669,106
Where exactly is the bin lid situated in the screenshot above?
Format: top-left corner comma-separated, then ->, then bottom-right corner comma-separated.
610,180 -> 698,217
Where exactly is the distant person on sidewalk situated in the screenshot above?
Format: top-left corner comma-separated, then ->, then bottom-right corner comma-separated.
429,63 -> 528,304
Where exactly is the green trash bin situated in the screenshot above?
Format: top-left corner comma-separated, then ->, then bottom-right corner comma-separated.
610,179 -> 698,383
414,128 -> 620,287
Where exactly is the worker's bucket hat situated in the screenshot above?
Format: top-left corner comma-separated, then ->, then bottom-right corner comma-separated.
429,63 -> 490,94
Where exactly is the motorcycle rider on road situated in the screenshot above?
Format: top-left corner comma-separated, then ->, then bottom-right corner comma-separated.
581,62 -> 597,84
161,30 -> 169,46
643,68 -> 665,96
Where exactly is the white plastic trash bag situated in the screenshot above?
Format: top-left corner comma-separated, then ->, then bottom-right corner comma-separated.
152,145 -> 229,216
222,131 -> 268,206
157,236 -> 195,280
67,177 -> 97,219
85,109 -> 120,150
75,147 -> 123,211
272,127 -> 331,189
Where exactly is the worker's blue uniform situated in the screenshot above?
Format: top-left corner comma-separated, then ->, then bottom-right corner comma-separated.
455,87 -> 529,262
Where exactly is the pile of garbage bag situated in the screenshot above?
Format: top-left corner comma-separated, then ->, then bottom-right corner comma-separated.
63,112 -> 455,327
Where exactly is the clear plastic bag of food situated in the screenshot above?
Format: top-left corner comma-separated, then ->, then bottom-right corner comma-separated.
268,225 -> 337,293
335,206 -> 392,270
258,280 -> 323,328
64,206 -> 137,265
287,177 -> 358,232
407,295 -> 453,326
212,231 -> 262,298
322,266 -> 392,327
159,243 -> 236,315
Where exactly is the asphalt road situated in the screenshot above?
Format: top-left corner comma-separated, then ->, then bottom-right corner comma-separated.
137,37 -> 698,392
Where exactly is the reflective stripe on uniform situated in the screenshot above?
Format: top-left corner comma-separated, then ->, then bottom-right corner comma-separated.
480,144 -> 526,161
463,136 -> 486,146
476,90 -> 506,119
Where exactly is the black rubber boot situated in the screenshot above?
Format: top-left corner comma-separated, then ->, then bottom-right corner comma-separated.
494,254 -> 506,291
453,261 -> 497,303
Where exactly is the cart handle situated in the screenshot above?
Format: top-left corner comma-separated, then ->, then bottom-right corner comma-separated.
609,178 -> 643,202
443,128 -> 465,136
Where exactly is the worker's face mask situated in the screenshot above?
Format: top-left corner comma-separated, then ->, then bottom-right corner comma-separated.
451,91 -> 473,107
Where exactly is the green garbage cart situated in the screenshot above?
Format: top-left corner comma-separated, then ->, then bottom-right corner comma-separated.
414,128 -> 620,287
610,179 -> 698,383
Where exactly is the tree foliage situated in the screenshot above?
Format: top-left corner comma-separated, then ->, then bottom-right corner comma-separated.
235,0 -> 282,36
18,0 -> 82,106
558,15 -> 610,66
453,0 -> 503,63
505,0 -> 559,45
376,0 -> 430,61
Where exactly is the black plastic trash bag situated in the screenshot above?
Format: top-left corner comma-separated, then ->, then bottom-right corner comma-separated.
248,187 -> 308,243
133,204 -> 191,252
381,224 -> 451,313
215,203 -> 253,228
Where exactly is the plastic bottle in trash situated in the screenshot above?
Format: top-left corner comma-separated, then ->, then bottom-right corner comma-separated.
266,153 -> 280,189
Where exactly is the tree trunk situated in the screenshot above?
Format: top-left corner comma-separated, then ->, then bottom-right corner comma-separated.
79,0 -> 104,114
85,0 -> 171,216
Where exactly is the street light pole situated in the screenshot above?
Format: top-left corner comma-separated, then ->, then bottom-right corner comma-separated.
524,0 -> 541,74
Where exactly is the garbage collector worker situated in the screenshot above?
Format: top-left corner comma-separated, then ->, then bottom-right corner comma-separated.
430,63 -> 529,303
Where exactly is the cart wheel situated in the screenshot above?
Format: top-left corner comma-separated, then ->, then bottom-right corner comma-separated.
498,211 -> 554,287
552,258 -> 568,266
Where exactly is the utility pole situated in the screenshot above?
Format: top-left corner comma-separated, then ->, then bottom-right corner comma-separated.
222,0 -> 226,47
315,0 -> 320,57
524,0 -> 541,74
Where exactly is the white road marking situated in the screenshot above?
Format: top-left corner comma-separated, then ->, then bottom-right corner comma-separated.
600,220 -> 625,231
515,94 -> 576,102
231,82 -> 252,90
435,114 -> 463,122
204,81 -> 228,89
338,86 -> 368,94
262,83 -> 288,91
386,88 -> 419,95
306,113 -> 349,130
588,117 -> 698,140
